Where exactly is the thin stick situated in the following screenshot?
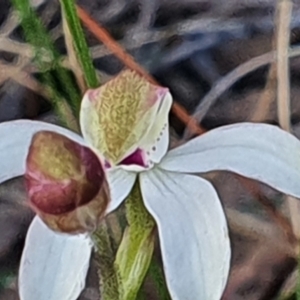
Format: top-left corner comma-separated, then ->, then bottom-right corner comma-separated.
275,0 -> 300,240
251,64 -> 277,122
251,22 -> 278,123
252,0 -> 280,123
0,10 -> 20,36
277,0 -> 292,132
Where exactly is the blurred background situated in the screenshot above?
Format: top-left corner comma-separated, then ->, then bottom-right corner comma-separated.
1,0 -> 300,299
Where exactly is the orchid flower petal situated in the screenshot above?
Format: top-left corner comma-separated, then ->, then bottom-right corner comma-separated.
19,216 -> 92,300
25,130 -> 109,234
106,167 -> 137,214
0,120 -> 85,184
80,70 -> 172,167
138,91 -> 172,165
160,123 -> 300,198
140,168 -> 230,300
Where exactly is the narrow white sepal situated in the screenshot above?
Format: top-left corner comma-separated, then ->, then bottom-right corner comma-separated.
106,167 -> 137,214
19,216 -> 92,300
0,120 -> 85,184
140,168 -> 230,300
160,123 -> 300,198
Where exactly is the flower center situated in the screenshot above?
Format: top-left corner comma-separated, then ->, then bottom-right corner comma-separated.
103,148 -> 148,171
119,148 -> 146,167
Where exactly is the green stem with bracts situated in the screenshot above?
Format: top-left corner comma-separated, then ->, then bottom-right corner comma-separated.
115,180 -> 156,300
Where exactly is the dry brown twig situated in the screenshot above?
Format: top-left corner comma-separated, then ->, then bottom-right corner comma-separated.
0,62 -> 46,97
251,64 -> 277,122
277,0 -> 292,133
275,0 -> 300,242
251,15 -> 278,123
0,3 -> 73,89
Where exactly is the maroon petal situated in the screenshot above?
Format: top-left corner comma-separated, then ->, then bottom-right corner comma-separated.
25,131 -> 110,233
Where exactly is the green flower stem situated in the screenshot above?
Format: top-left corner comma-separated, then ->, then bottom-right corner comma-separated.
115,180 -> 156,300
59,0 -> 99,88
92,223 -> 120,300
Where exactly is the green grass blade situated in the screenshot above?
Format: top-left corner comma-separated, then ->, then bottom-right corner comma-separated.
60,0 -> 99,88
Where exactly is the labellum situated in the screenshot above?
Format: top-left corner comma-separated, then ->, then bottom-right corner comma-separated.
25,131 -> 110,234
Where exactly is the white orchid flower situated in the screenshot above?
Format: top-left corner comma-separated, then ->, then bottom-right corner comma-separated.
2,70 -> 300,300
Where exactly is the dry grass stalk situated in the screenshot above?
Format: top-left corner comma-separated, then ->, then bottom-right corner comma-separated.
251,59 -> 277,122
277,0 -> 292,132
275,0 -> 300,241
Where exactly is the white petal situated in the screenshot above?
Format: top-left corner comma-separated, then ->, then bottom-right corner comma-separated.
106,167 -> 137,214
0,120 -> 85,184
160,123 -> 300,198
19,216 -> 92,300
139,91 -> 173,165
140,169 -> 230,300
